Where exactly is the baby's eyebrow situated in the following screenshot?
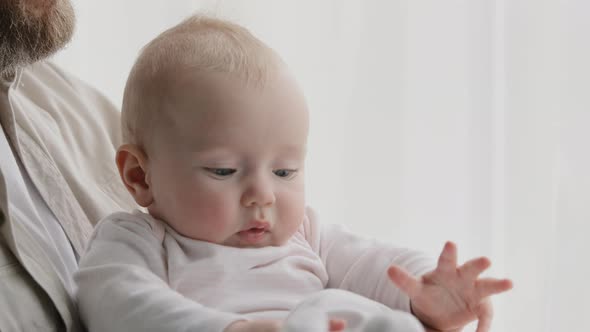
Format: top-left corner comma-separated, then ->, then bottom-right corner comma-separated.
280,144 -> 307,153
190,148 -> 234,157
186,144 -> 307,160
183,144 -> 232,155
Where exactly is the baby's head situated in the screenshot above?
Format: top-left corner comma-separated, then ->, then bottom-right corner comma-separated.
117,15 -> 309,248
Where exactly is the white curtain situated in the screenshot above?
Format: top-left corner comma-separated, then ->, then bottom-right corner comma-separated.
53,1 -> 590,331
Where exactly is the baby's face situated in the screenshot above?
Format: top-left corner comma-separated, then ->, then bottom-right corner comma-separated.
146,70 -> 309,248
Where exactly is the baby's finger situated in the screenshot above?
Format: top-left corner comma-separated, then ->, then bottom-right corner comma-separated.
436,241 -> 458,275
458,257 -> 491,280
475,278 -> 514,298
387,265 -> 421,298
329,318 -> 346,331
475,304 -> 493,332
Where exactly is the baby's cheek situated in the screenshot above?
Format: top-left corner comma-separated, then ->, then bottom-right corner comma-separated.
193,196 -> 236,240
278,192 -> 306,234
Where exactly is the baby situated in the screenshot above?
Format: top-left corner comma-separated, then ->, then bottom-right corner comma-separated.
75,15 -> 512,332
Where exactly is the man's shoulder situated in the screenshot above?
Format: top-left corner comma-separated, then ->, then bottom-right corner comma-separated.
20,61 -> 111,104
11,60 -> 136,228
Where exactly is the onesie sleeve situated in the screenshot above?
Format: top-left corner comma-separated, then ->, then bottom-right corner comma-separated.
304,207 -> 436,313
75,211 -> 244,332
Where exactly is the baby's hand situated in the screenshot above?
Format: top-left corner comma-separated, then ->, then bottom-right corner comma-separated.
387,242 -> 513,332
224,318 -> 346,332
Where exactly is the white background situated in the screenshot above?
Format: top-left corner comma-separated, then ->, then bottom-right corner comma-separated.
53,1 -> 590,331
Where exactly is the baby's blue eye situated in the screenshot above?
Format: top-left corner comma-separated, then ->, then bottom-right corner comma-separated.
205,168 -> 236,177
274,169 -> 296,178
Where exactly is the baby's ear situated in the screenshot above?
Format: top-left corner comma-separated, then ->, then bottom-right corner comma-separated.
116,144 -> 153,207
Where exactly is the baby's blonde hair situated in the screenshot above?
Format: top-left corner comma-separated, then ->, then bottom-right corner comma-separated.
121,14 -> 283,148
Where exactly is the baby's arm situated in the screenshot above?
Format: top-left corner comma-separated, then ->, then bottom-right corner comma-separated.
75,212 -> 243,332
305,209 -> 512,332
304,208 -> 435,313
225,318 -> 346,332
225,319 -> 282,332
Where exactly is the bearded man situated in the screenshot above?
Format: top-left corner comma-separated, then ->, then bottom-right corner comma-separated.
0,1 -> 136,330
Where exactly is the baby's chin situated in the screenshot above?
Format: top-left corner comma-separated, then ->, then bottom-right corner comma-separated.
223,232 -> 286,249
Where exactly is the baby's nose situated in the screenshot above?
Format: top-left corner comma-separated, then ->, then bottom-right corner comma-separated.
240,177 -> 276,207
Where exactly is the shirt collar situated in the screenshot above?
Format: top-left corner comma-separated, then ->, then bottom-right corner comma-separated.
1,66 -> 24,91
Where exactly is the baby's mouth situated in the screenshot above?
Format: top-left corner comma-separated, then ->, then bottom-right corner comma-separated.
237,226 -> 268,244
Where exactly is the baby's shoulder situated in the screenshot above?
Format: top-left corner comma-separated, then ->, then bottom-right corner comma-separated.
92,210 -> 166,243
295,206 -> 322,250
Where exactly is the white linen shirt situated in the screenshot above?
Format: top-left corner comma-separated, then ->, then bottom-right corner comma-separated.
0,62 -> 137,332
0,122 -> 78,297
76,208 -> 435,332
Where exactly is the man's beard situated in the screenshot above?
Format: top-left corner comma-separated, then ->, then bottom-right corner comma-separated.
0,0 -> 75,77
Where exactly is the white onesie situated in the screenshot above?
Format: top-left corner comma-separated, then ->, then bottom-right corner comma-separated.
76,208 -> 434,332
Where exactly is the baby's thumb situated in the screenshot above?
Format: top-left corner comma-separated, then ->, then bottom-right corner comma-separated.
387,265 -> 420,298
329,318 -> 347,331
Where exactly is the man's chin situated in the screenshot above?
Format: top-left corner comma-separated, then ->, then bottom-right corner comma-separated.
0,0 -> 75,76
27,0 -> 62,16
